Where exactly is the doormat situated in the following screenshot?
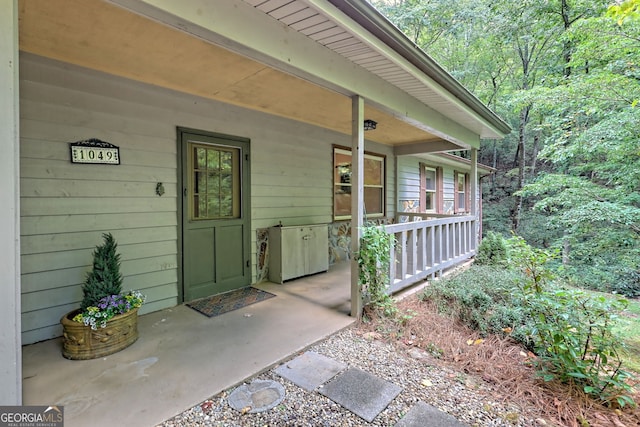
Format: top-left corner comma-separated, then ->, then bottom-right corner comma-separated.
186,287 -> 276,318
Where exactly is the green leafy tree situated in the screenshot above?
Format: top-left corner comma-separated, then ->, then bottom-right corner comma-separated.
374,0 -> 639,295
517,6 -> 640,295
608,0 -> 640,24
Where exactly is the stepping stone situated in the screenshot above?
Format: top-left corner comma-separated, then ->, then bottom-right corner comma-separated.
318,367 -> 402,422
394,401 -> 469,427
275,351 -> 346,391
228,379 -> 285,414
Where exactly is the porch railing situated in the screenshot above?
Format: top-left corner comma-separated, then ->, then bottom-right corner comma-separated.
382,213 -> 478,294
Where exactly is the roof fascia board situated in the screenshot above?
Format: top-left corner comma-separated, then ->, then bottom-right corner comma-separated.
325,0 -> 511,137
107,0 -> 481,148
423,152 -> 495,174
394,140 -> 462,155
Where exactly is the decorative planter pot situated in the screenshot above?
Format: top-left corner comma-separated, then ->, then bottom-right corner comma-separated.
60,308 -> 139,360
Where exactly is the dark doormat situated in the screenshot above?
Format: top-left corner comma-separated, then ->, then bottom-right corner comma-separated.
186,287 -> 276,318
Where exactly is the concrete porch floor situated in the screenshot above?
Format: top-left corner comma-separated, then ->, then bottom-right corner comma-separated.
22,262 -> 355,427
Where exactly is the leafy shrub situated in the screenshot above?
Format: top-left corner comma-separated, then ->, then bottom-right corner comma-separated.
475,231 -> 509,266
563,264 -> 640,298
421,266 -> 528,339
356,222 -> 397,317
505,234 -> 557,292
422,237 -> 635,407
523,285 -> 633,407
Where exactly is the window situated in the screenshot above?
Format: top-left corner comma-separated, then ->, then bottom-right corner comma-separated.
424,168 -> 436,210
333,146 -> 385,219
454,171 -> 470,213
419,163 -> 443,213
190,143 -> 240,220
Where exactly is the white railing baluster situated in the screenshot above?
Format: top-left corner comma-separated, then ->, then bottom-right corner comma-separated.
400,230 -> 408,280
409,228 -> 417,275
384,215 -> 478,294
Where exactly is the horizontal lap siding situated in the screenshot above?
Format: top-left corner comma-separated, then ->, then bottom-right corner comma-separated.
397,157 -> 458,202
397,156 -> 421,201
397,155 -> 480,213
19,54 -> 397,344
252,135 -> 331,228
250,123 -> 395,230
20,56 -> 181,344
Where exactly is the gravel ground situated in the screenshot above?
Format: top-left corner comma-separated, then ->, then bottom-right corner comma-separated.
158,326 -> 541,427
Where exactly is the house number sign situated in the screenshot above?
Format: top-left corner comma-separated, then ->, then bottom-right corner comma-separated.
70,138 -> 120,165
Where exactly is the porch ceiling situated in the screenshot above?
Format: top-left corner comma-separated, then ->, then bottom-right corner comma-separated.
18,0 -> 440,146
20,0 -> 512,147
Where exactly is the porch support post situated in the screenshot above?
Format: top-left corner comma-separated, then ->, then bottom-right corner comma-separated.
470,148 -> 479,250
0,0 -> 22,405
350,95 -> 365,318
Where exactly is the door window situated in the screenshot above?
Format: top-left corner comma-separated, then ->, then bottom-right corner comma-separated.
190,144 -> 240,220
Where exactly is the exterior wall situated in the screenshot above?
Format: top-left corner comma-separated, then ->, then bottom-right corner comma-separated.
1,0 -> 22,405
397,156 -> 467,215
255,138 -> 396,280
20,55 -> 180,344
20,54 -> 395,344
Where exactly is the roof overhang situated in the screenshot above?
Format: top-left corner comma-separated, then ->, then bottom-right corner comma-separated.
414,152 -> 496,175
18,0 -> 510,150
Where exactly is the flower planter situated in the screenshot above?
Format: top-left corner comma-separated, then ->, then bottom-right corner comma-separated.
60,307 -> 139,360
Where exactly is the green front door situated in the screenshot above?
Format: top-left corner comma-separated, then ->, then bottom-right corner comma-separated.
179,129 -> 251,301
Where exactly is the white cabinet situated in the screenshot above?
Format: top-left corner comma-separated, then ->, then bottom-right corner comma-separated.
268,224 -> 329,283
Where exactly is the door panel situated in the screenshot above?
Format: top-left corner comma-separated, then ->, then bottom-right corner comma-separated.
179,129 -> 251,302
307,226 -> 329,275
216,224 -> 245,281
185,228 -> 215,298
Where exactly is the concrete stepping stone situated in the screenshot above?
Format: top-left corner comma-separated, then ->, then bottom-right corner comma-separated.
318,367 -> 402,422
275,351 -> 347,391
394,401 -> 469,427
228,379 -> 285,414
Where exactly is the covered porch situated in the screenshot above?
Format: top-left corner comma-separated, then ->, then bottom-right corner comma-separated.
22,263 -> 354,427
0,0 -> 511,407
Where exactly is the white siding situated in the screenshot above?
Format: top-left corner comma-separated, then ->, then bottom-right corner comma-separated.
19,54 -> 396,343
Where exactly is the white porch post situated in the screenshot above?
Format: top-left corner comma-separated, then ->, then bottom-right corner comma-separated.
350,96 -> 364,318
0,0 -> 22,405
470,148 -> 479,249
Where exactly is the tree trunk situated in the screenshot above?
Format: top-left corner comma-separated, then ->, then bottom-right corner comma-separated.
562,230 -> 570,265
491,140 -> 497,192
512,107 -> 529,231
530,132 -> 540,177
561,0 -> 572,77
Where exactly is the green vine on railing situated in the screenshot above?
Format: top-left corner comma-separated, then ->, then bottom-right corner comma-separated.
356,222 -> 397,317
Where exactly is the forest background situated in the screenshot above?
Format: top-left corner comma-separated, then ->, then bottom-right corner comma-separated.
372,0 -> 640,297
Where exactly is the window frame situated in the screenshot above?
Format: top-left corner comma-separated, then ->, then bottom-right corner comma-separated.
419,163 -> 443,213
188,142 -> 241,220
454,170 -> 470,213
333,145 -> 386,220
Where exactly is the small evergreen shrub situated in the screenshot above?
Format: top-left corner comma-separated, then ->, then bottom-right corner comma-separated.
81,233 -> 123,311
475,231 -> 509,266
